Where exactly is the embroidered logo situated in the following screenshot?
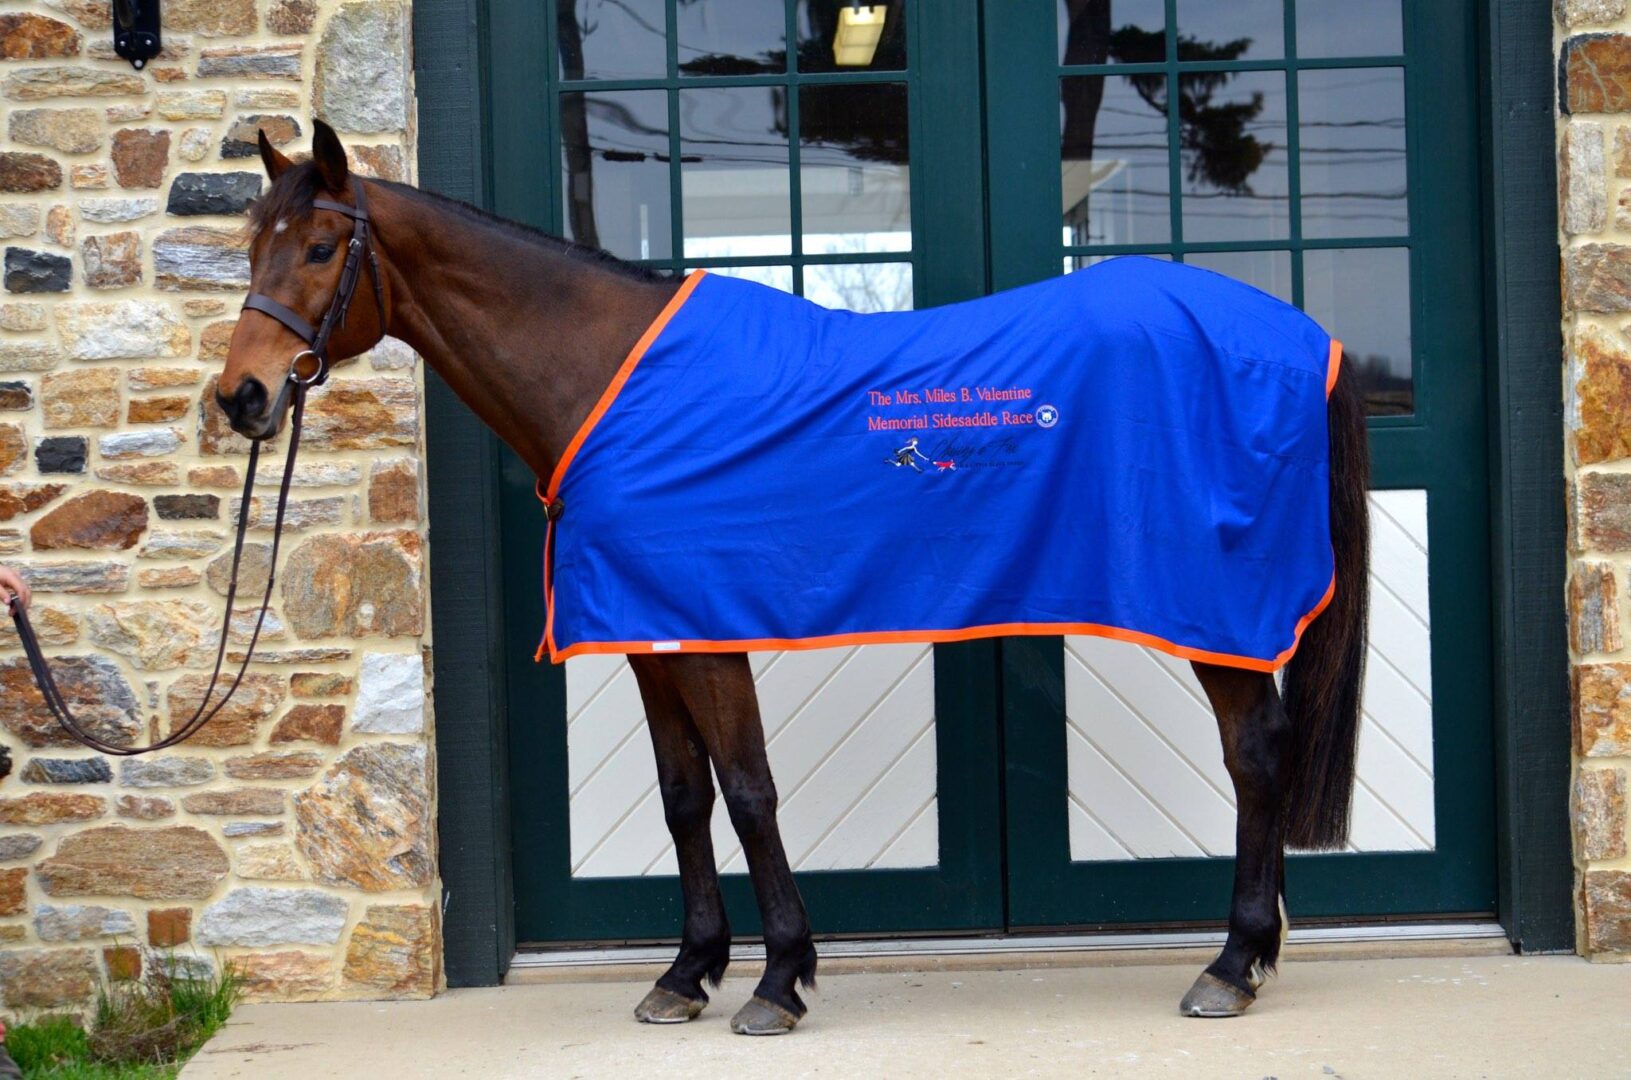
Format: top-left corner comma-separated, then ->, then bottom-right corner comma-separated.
1037,404 -> 1059,428
887,437 -> 930,473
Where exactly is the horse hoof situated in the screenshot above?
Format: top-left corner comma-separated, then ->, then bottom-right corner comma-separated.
1179,972 -> 1255,1018
730,996 -> 800,1036
634,986 -> 706,1024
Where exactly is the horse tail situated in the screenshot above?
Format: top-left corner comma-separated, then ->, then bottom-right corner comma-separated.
1282,352 -> 1370,851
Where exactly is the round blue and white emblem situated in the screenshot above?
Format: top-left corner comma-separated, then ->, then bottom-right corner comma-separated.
1037,404 -> 1059,428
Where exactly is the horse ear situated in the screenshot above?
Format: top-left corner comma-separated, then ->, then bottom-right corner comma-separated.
258,129 -> 293,181
310,118 -> 350,192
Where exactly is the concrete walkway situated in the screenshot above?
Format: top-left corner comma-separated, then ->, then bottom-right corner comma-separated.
185,953 -> 1631,1079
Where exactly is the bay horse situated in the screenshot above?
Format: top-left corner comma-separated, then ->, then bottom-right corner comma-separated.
220,121 -> 1369,1033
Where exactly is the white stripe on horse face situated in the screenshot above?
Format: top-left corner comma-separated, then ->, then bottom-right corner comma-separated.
274,219 -> 289,234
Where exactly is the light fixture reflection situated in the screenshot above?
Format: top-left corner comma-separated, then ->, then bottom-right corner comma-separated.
834,4 -> 886,67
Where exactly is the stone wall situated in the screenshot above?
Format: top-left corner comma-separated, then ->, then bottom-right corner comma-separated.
0,1 -> 436,1008
1559,0 -> 1631,960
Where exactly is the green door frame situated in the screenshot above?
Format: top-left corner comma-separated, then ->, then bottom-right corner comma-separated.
420,0 -> 1571,985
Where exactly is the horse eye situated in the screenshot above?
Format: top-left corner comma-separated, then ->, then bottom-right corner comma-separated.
307,244 -> 335,264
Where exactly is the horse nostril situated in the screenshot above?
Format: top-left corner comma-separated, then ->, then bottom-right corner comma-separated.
217,377 -> 268,424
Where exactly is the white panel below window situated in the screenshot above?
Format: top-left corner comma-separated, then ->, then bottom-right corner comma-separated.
1066,489 -> 1434,860
567,644 -> 939,878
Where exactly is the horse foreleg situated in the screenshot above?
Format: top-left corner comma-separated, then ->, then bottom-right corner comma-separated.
666,652 -> 817,1036
628,655 -> 730,1024
1184,662 -> 1292,1018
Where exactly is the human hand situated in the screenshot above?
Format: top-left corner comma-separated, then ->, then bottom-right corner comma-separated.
0,566 -> 29,613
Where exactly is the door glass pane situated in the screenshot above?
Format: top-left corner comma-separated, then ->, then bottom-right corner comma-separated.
555,0 -> 667,80
804,261 -> 913,311
677,0 -> 787,76
693,263 -> 794,293
1299,68 -> 1408,239
681,87 -> 792,259
1058,0 -> 1165,65
1183,249 -> 1293,303
1061,75 -> 1171,247
1296,0 -> 1403,58
1175,0 -> 1283,61
1303,246 -> 1412,415
801,83 -> 910,255
1066,251 -> 1169,273
798,0 -> 907,74
1179,70 -> 1289,242
560,90 -> 672,260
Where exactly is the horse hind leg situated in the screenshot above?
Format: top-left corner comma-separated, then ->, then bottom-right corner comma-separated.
666,652 -> 817,1036
1182,662 -> 1292,1018
628,655 -> 731,1024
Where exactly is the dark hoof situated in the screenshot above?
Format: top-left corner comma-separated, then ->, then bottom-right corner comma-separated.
635,986 -> 706,1024
1179,972 -> 1255,1018
730,996 -> 800,1035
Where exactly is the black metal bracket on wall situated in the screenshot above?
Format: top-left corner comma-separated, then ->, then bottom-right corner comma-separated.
112,0 -> 163,69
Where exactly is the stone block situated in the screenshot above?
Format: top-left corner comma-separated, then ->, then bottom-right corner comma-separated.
129,367 -> 201,391
0,835 -> 42,861
1576,662 -> 1631,756
165,671 -> 285,746
0,342 -> 57,370
41,368 -> 120,428
294,743 -> 431,891
139,528 -> 225,559
315,3 -> 409,133
1583,869 -> 1631,952
271,704 -> 344,745
1576,767 -> 1628,861
236,842 -> 305,881
154,226 -> 248,290
0,152 -> 63,192
56,299 -> 190,360
1562,123 -> 1608,235
96,461 -> 178,485
1577,471 -> 1631,550
1558,0 -> 1628,25
166,172 -> 261,216
45,204 -> 72,247
34,435 -> 86,473
197,887 -> 347,946
0,481 -> 65,520
343,905 -> 437,995
0,205 -> 39,238
98,427 -> 182,458
197,44 -> 301,79
9,107 -> 99,154
34,903 -> 136,941
30,490 -> 148,549
127,394 -> 188,423
37,824 -> 229,899
111,128 -> 170,189
0,791 -> 104,824
147,907 -> 190,946
0,13 -> 81,58
4,67 -> 143,100
4,246 -> 70,292
178,127 -> 210,163
137,566 -> 200,588
0,948 -> 95,1009
164,0 -> 254,37
0,867 -> 24,916
1564,34 -> 1631,113
290,672 -> 352,698
354,652 -> 424,734
181,788 -> 284,816
103,946 -> 140,981
230,951 -> 331,997
222,115 -> 300,159
282,531 -> 423,639
1565,244 -> 1631,312
86,599 -> 218,670
78,196 -> 158,224
116,794 -> 174,819
368,458 -> 418,523
265,0 -> 317,35
0,301 -> 45,329
225,751 -> 323,781
81,230 -> 142,289
21,756 -> 112,784
1570,561 -> 1623,654
1,653 -> 137,747
0,422 -> 19,473
156,493 -> 218,519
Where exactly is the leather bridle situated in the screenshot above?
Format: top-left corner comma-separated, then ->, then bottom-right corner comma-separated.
5,179 -> 386,755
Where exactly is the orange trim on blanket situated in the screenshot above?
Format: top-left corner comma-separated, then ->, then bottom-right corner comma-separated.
544,270 -> 707,503
1326,337 -> 1343,396
541,571 -> 1337,673
534,270 -> 707,663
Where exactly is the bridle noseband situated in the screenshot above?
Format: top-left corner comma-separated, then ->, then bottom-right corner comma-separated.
5,179 -> 387,756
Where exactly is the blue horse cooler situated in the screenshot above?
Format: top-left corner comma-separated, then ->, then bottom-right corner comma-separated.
537,256 -> 1341,672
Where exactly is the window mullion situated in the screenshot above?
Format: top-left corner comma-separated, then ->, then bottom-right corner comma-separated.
1285,0 -> 1305,309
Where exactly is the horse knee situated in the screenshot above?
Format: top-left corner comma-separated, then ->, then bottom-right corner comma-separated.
721,782 -> 779,842
660,775 -> 713,832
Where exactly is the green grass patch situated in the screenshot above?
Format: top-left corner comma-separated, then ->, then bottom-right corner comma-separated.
6,952 -> 239,1080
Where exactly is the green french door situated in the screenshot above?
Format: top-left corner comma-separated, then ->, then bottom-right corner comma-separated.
988,0 -> 1496,926
494,0 -> 1007,943
493,0 -> 1495,945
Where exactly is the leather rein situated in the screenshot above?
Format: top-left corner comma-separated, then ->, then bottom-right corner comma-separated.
5,180 -> 385,756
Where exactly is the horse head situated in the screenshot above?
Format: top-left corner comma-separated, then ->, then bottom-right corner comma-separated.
218,119 -> 390,440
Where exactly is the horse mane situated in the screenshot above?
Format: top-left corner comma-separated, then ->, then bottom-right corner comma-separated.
247,161 -> 670,285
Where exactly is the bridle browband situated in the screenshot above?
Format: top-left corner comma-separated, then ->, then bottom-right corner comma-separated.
5,178 -> 386,756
